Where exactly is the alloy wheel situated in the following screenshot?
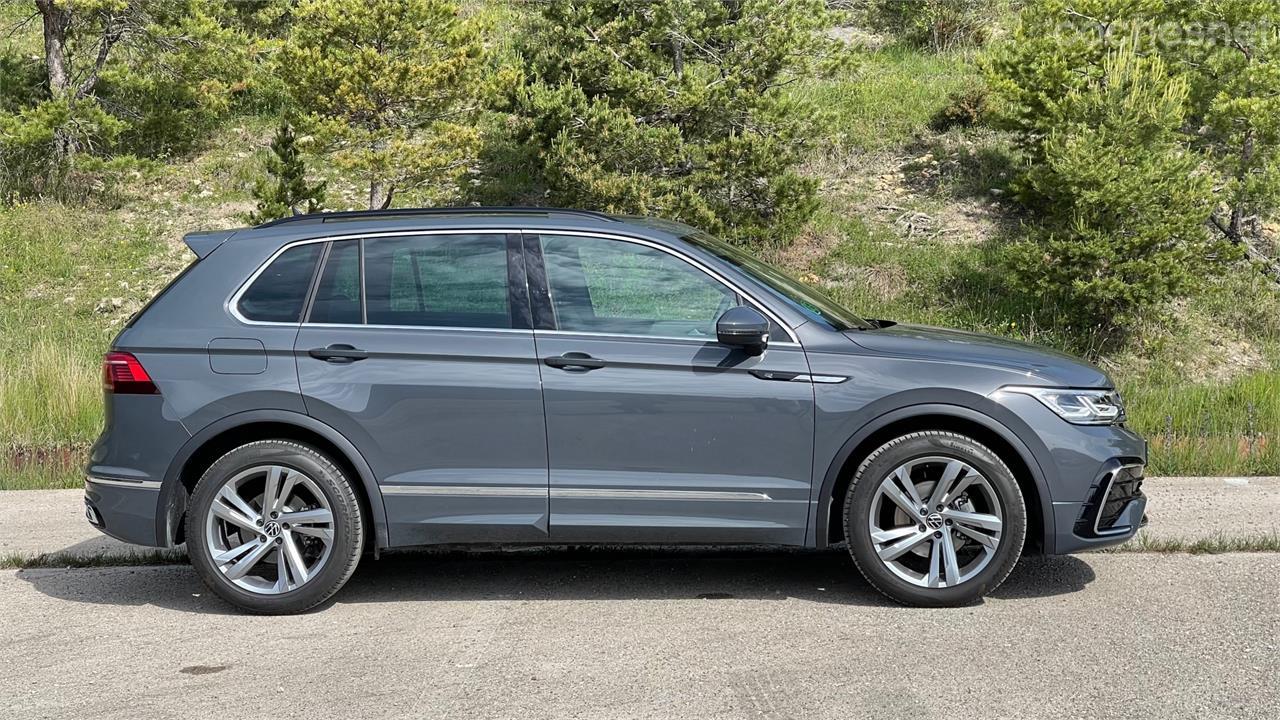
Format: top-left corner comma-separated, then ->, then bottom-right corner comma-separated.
203,464 -> 335,595
867,456 -> 1004,589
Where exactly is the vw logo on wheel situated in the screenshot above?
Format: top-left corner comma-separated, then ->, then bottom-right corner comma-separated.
263,521 -> 282,537
925,513 -> 945,530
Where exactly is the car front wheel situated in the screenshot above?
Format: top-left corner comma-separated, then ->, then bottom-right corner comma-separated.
186,440 -> 364,614
844,431 -> 1026,607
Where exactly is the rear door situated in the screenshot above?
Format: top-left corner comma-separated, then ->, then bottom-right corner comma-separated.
527,231 -> 816,545
293,232 -> 549,546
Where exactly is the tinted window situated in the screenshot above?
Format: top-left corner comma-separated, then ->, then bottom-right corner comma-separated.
540,234 -> 736,338
683,230 -> 873,331
237,243 -> 321,322
309,240 -> 362,324
364,235 -> 511,328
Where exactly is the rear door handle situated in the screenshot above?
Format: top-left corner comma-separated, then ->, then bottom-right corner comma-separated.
544,352 -> 606,371
308,344 -> 369,363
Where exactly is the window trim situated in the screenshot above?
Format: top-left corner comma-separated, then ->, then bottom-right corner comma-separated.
225,228 -> 799,344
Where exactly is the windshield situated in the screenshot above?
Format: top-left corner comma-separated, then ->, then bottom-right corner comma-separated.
683,232 -> 874,331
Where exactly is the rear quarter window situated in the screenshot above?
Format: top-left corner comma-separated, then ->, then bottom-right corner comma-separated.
236,243 -> 322,322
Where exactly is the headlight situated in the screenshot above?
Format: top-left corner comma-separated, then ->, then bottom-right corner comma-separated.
999,386 -> 1126,425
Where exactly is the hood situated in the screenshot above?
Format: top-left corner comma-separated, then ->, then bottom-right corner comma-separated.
846,324 -> 1112,388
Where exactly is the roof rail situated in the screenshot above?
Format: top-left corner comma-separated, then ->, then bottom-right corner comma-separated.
254,206 -> 621,228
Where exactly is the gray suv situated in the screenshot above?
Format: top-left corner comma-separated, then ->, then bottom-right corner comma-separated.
86,208 -> 1147,613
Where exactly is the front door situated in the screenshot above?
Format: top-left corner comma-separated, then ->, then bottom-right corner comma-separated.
294,232 -> 549,546
527,232 -> 815,545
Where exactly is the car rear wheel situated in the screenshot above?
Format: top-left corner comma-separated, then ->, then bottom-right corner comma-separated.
187,440 -> 364,614
844,431 -> 1026,607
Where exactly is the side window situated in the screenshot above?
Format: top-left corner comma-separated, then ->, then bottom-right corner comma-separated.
309,240 -> 362,324
237,243 -> 321,323
364,234 -> 511,328
540,234 -> 736,339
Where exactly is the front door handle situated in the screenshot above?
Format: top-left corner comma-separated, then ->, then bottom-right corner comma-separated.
544,352 -> 606,371
308,344 -> 369,363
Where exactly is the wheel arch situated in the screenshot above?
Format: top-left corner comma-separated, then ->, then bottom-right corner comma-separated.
814,403 -> 1053,554
157,410 -> 389,550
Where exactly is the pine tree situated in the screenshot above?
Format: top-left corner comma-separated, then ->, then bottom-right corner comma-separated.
248,122 -> 325,224
996,42 -> 1234,332
1172,0 -> 1280,280
505,0 -> 852,247
278,0 -> 482,210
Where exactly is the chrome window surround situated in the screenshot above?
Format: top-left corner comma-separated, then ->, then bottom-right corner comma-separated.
225,229 -> 800,345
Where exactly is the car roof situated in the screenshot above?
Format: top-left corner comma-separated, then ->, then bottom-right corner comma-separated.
205,208 -> 703,253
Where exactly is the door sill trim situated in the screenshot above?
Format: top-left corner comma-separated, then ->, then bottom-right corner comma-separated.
550,488 -> 773,502
381,485 -> 546,498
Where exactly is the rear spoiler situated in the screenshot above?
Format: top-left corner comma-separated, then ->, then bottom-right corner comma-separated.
183,230 -> 238,259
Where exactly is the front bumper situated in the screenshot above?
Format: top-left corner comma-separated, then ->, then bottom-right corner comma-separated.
84,476 -> 165,547
1052,460 -> 1148,554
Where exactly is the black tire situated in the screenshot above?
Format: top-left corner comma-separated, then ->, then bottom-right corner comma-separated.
186,440 -> 364,614
843,431 -> 1026,607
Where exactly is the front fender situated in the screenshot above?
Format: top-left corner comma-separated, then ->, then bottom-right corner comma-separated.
809,391 -> 1056,550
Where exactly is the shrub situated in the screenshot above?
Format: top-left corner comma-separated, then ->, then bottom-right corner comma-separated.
930,85 -> 990,131
0,99 -> 125,203
998,45 -> 1235,332
866,0 -> 997,52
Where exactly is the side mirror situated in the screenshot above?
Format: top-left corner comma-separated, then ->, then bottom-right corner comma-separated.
717,306 -> 770,354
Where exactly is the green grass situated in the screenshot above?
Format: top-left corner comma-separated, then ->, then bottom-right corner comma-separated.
0,464 -> 80,491
794,44 -> 981,151
1110,532 -> 1280,554
0,205 -> 183,449
1127,371 -> 1280,476
0,548 -> 188,570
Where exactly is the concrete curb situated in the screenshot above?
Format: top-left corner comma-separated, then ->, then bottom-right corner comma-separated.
1,477 -> 1277,561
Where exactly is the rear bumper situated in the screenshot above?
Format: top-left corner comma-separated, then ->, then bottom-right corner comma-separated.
84,476 -> 165,547
1051,460 -> 1148,554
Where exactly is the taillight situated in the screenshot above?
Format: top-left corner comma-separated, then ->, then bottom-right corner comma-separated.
102,351 -> 158,394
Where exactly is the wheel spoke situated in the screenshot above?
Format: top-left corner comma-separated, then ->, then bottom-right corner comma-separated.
926,538 -> 943,588
281,507 -> 332,526
290,524 -> 333,542
954,522 -> 999,550
274,548 -> 291,593
879,480 -> 922,519
895,466 -> 925,507
871,526 -> 919,544
946,473 -> 981,507
940,529 -> 961,585
926,460 -> 964,510
281,533 -> 311,586
945,509 -> 1002,533
223,538 -> 275,580
262,466 -> 283,516
211,538 -> 259,564
211,496 -> 259,532
876,528 -> 932,561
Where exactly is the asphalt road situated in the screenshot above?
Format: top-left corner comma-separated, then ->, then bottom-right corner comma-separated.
3,549 -> 1277,720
